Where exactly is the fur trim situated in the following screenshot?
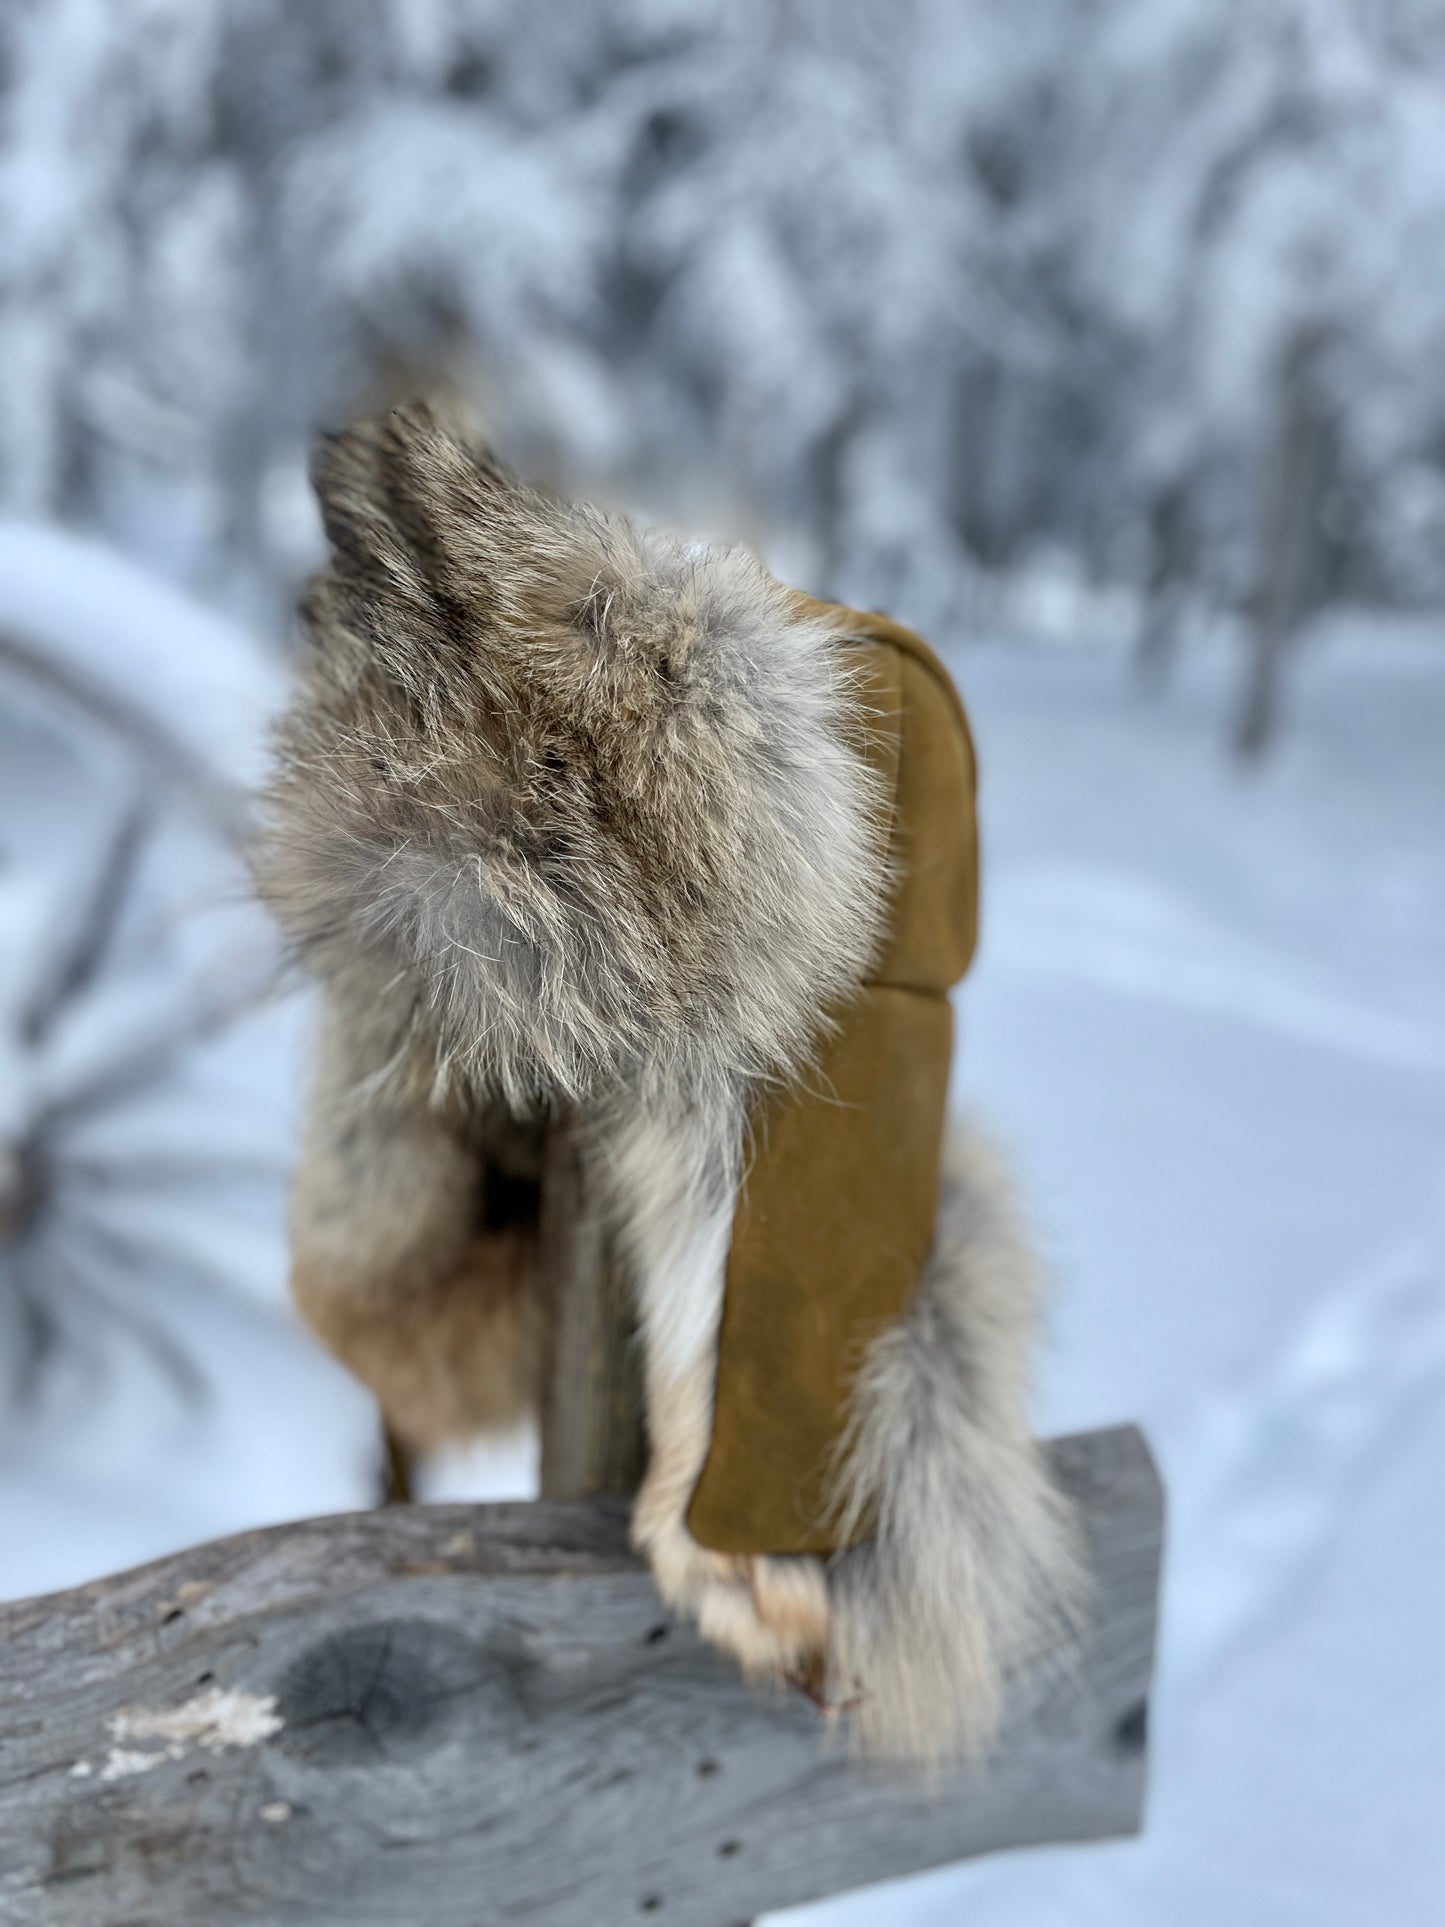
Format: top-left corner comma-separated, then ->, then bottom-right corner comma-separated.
824,1125 -> 1087,1761
604,1114 -> 1084,1762
287,977 -> 547,1448
255,402 -> 890,1112
588,1091 -> 831,1678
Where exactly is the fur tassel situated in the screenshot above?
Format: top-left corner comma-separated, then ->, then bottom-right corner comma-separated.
826,1127 -> 1087,1761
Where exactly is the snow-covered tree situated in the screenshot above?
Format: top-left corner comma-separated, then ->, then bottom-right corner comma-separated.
1,0 -> 1442,640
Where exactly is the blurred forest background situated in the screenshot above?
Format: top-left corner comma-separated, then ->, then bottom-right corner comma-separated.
6,0 -> 1445,732
1,4 -> 1442,1924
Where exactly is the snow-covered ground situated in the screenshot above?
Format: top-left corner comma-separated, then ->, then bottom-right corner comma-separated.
779,629 -> 1445,1924
1,551 -> 1441,1922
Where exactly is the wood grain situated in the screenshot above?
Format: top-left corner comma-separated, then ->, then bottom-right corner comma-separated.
0,1425 -> 1161,1927
537,1118 -> 647,1501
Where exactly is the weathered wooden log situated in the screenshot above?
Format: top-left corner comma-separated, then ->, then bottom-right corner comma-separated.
0,1425 -> 1161,1927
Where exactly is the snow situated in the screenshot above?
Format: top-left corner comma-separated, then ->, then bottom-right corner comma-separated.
774,632 -> 1445,1924
5,2 -> 1445,623
0,528 -> 381,1598
0,521 -> 285,791
2,3 -> 1442,1910
2,522 -> 1440,1918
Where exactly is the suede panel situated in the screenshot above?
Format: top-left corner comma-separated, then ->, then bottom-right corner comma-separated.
874,650 -> 978,991
685,611 -> 979,1555
685,986 -> 954,1554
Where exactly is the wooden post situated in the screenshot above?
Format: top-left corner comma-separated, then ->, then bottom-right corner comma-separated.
537,1114 -> 647,1501
0,1427 -> 1162,1927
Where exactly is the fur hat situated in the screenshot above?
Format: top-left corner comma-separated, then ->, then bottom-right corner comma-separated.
256,402 -> 1081,1762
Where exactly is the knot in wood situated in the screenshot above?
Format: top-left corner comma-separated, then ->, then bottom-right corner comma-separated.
272,1618 -> 499,1766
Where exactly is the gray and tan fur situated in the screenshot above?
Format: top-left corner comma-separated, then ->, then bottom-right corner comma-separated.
255,402 -> 1080,1762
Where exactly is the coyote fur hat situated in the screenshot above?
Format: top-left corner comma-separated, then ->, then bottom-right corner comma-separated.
256,401 -> 1081,1761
